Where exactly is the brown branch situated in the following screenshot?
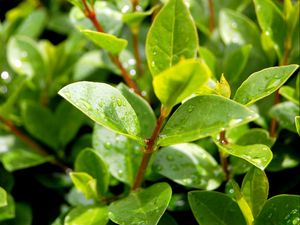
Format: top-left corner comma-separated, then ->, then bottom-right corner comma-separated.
132,107 -> 169,190
0,115 -> 70,173
269,90 -> 281,137
131,0 -> 139,12
132,29 -> 143,78
81,0 -> 142,95
219,130 -> 230,180
208,0 -> 215,33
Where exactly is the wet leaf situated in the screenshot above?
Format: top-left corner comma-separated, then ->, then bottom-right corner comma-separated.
188,191 -> 247,225
70,172 -> 97,200
146,0 -> 198,76
158,95 -> 257,146
153,143 -> 224,190
108,183 -> 172,225
234,65 -> 299,105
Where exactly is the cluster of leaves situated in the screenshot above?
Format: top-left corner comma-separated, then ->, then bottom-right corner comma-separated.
0,0 -> 299,224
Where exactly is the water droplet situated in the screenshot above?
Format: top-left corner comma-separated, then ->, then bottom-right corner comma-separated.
104,142 -> 112,149
78,100 -> 91,110
128,59 -> 136,65
121,5 -> 130,13
0,85 -> 8,94
292,218 -> 300,225
1,71 -> 10,80
231,22 -> 237,28
14,59 -> 22,68
151,61 -> 156,67
229,118 -> 243,126
155,165 -> 162,171
229,188 -> 234,194
182,178 -> 192,185
117,170 -> 123,175
116,98 -> 123,106
188,105 -> 194,113
265,30 -> 271,36
129,69 -> 136,76
167,155 -> 174,161
268,213 -> 273,219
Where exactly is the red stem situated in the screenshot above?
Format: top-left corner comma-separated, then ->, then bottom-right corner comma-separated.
208,0 -> 215,33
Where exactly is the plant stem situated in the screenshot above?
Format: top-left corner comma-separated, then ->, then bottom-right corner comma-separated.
269,90 -> 281,137
0,115 -> 70,173
81,0 -> 142,96
132,107 -> 169,190
208,0 -> 215,33
131,0 -> 139,12
219,130 -> 230,180
132,28 -> 143,78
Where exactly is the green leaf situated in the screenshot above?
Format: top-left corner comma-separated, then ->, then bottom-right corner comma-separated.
199,47 -> 217,75
21,101 -> 59,149
117,83 -> 156,138
15,9 -> 47,39
58,81 -> 142,142
236,128 -> 275,147
215,74 -> 231,98
7,36 -> 46,77
158,95 -> 258,146
146,0 -> 198,76
223,45 -> 252,86
2,149 -> 52,172
0,187 -> 7,207
241,167 -> 269,218
75,148 -> 109,197
92,125 -> 142,186
153,59 -> 211,109
4,203 -> 32,225
65,205 -> 108,225
153,143 -> 224,190
108,183 -> 172,225
70,2 -> 123,35
216,143 -> 273,170
296,116 -> 300,136
269,101 -> 299,133
234,65 -> 299,105
122,6 -> 158,28
0,195 -> 15,221
81,30 -> 127,55
255,195 -> 300,225
253,0 -> 286,59
279,86 -> 299,105
188,191 -> 247,225
70,172 -> 97,200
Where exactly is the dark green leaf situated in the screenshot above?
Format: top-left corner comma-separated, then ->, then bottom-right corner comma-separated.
158,95 -> 257,146
279,86 -> 299,105
216,143 -> 272,170
117,83 -> 156,138
296,116 -> 300,136
269,101 -> 299,133
241,167 -> 269,218
2,203 -> 32,225
64,205 -> 108,225
255,195 -> 300,225
0,195 -> 15,221
153,143 -> 223,190
153,59 -> 211,109
234,65 -> 299,105
188,191 -> 247,225
75,148 -> 109,197
58,81 -> 142,142
81,30 -> 127,55
146,0 -> 198,76
92,125 -> 142,186
253,0 -> 286,59
108,183 -> 172,225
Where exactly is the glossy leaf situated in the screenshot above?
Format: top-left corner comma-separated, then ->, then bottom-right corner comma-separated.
81,30 -> 127,55
92,125 -> 142,186
279,86 -> 299,105
234,65 -> 299,105
117,83 -> 156,138
7,36 -> 46,77
217,143 -> 272,170
146,0 -> 198,76
269,101 -> 299,133
0,187 -> 7,207
108,183 -> 172,225
75,148 -> 109,197
153,143 -> 224,190
153,59 -> 211,108
58,81 -> 142,142
253,0 -> 286,58
122,6 -> 158,27
255,195 -> 300,225
236,128 -> 275,147
158,95 -> 258,146
2,149 -> 52,172
188,191 -> 247,225
0,195 -> 15,221
70,172 -> 97,200
65,205 -> 108,225
215,74 -> 231,98
241,167 -> 269,218
5,202 -> 32,225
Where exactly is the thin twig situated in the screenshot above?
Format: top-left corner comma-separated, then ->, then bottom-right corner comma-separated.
0,115 -> 70,173
132,29 -> 143,78
132,107 -> 169,190
219,130 -> 230,181
82,0 -> 142,95
208,0 -> 215,33
131,0 -> 139,12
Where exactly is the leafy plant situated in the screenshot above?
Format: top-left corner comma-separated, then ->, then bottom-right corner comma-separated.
0,0 -> 299,224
